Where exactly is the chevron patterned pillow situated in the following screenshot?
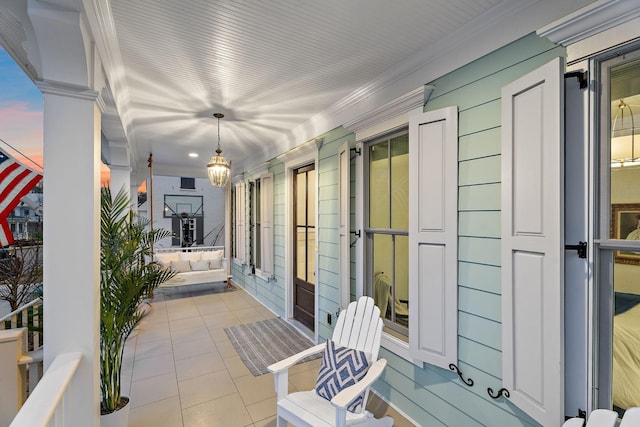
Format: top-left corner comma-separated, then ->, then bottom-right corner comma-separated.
315,339 -> 370,412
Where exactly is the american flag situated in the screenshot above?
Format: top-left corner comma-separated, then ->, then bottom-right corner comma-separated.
0,148 -> 43,246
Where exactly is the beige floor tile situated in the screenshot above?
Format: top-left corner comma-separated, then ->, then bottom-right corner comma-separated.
169,315 -> 206,331
250,416 -> 279,427
288,366 -> 320,392
245,396 -> 277,422
215,337 -> 240,358
132,352 -> 175,381
175,351 -> 225,381
203,312 -> 243,329
130,372 -> 179,408
170,325 -> 213,345
182,393 -> 253,427
223,355 -> 252,378
178,369 -> 237,408
135,326 -> 172,344
128,396 -> 184,427
288,358 -> 321,376
167,307 -> 200,321
234,373 -> 276,406
135,338 -> 173,360
173,337 -> 217,361
231,307 -> 269,323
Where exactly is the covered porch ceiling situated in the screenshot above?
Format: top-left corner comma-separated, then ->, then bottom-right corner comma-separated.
0,0 -> 596,180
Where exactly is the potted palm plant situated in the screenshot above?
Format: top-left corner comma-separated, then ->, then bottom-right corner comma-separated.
100,187 -> 175,426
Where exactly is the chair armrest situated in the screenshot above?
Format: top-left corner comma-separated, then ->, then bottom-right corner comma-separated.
331,358 -> 387,410
561,418 -> 584,427
267,343 -> 326,374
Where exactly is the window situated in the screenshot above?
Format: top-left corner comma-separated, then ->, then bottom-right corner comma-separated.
365,130 -> 409,338
234,183 -> 246,263
249,179 -> 262,270
247,175 -> 274,278
180,177 -> 195,189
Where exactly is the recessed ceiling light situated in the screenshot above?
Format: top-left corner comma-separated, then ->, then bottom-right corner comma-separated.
189,152 -> 198,158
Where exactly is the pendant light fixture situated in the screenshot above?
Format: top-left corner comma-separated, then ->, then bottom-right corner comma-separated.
207,113 -> 231,187
611,99 -> 638,168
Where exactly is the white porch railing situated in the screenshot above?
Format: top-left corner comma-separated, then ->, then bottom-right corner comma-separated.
0,298 -> 44,393
9,352 -> 82,427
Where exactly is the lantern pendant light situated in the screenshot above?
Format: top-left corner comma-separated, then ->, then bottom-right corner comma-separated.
207,113 -> 231,187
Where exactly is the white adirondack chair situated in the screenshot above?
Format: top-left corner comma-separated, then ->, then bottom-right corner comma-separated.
620,407 -> 640,426
268,296 -> 394,427
561,409 -> 618,427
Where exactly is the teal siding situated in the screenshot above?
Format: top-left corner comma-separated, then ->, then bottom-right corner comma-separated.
367,33 -> 565,426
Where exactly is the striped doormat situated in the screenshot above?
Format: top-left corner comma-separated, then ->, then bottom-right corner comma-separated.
224,317 -> 320,376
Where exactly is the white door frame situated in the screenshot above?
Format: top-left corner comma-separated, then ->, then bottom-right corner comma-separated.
277,142 -> 319,341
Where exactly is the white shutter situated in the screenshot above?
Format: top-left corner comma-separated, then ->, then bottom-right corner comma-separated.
408,105 -> 458,369
260,173 -> 274,277
235,182 -> 246,264
501,57 -> 564,427
339,142 -> 351,309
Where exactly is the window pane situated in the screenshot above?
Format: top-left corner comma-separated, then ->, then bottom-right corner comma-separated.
372,233 -> 392,317
612,261 -> 640,411
308,169 -> 316,226
297,173 -> 307,226
256,180 -> 261,268
297,227 -> 306,281
369,142 -> 389,228
308,227 -> 316,285
391,134 -> 409,230
610,58 -> 640,239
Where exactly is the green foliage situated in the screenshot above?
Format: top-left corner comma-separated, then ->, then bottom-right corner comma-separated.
100,187 -> 175,414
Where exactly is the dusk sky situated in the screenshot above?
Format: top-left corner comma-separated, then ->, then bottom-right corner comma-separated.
0,46 -> 114,184
0,46 -> 43,172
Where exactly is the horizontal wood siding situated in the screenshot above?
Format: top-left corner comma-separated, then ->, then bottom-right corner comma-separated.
368,33 -> 564,426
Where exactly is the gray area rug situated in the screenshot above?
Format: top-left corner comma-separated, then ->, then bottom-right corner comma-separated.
224,317 -> 320,376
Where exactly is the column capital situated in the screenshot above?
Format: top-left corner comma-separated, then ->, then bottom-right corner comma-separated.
36,80 -> 98,101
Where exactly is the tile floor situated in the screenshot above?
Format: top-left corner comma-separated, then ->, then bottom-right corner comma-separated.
122,283 -> 414,427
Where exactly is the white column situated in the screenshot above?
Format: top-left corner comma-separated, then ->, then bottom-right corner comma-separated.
109,164 -> 131,199
130,182 -> 140,214
39,82 -> 101,426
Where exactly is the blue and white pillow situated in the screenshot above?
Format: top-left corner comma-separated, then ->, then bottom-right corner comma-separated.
315,339 -> 370,412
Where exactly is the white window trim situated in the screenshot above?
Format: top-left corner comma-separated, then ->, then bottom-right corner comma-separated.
255,172 -> 274,281
234,182 -> 246,266
351,88 -> 424,365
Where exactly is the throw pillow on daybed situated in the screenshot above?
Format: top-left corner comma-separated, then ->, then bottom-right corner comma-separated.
190,259 -> 209,271
315,339 -> 370,412
155,252 -> 180,267
201,250 -> 224,269
179,251 -> 201,262
170,259 -> 191,273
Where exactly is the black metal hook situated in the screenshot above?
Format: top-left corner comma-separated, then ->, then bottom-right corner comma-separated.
487,387 -> 510,400
448,364 -> 474,387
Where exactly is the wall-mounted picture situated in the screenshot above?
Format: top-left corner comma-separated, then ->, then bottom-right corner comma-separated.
612,203 -> 640,265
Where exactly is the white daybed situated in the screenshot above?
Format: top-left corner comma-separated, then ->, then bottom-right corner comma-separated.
154,246 -> 229,287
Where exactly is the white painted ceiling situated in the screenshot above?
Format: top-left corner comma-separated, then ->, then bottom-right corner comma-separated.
0,0 -> 599,179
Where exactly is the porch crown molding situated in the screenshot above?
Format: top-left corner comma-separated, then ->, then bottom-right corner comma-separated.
537,0 -> 640,46
36,80 -> 98,101
277,139 -> 317,167
244,161 -> 271,178
343,86 -> 424,134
